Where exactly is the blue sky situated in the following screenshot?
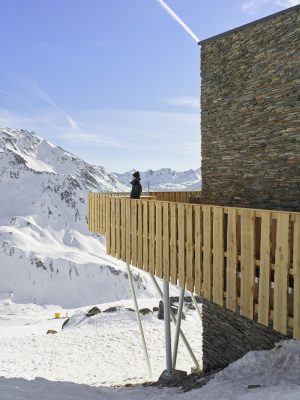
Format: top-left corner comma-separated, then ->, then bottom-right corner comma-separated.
0,0 -> 298,172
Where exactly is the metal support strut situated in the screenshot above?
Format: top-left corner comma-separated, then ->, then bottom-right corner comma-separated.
172,287 -> 184,369
149,273 -> 199,371
126,263 -> 152,378
163,279 -> 172,373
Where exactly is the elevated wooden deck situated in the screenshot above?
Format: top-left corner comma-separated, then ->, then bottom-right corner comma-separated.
88,192 -> 300,340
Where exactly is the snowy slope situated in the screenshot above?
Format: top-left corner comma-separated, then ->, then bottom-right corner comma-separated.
113,168 -> 201,191
0,128 -> 154,307
0,297 -> 299,399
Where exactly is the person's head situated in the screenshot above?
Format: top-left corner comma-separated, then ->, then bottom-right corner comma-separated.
132,171 -> 140,180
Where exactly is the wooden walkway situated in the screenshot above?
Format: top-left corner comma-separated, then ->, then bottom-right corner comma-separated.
88,192 -> 300,340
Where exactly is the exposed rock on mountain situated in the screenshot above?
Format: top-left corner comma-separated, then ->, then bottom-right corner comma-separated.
0,128 -> 152,307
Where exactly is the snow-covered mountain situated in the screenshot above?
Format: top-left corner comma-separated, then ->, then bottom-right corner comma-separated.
113,168 -> 201,191
0,128 -> 153,307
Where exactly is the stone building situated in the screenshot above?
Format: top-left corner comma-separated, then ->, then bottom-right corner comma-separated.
199,5 -> 300,211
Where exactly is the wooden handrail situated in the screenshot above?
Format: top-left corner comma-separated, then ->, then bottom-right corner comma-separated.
88,193 -> 300,340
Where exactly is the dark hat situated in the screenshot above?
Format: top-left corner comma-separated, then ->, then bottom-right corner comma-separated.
132,171 -> 140,179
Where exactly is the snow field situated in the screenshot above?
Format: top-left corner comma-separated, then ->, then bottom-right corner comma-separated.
0,299 -> 203,386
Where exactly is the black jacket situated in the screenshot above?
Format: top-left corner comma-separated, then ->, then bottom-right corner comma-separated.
130,179 -> 142,199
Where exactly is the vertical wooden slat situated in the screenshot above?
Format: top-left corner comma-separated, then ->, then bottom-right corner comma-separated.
213,207 -> 224,306
273,213 -> 290,334
105,197 -> 111,254
97,194 -> 101,233
88,193 -> 92,231
143,201 -> 149,272
179,192 -> 183,203
97,194 -> 100,233
203,206 -> 212,300
240,209 -> 255,319
177,203 -> 185,289
194,205 -> 202,295
170,203 -> 177,285
101,195 -> 105,234
92,193 -> 96,233
258,212 -> 271,326
98,194 -> 102,233
155,202 -> 163,278
137,201 -> 143,269
163,202 -> 170,280
100,195 -> 103,233
131,200 -> 137,266
125,199 -> 131,264
120,198 -> 126,262
110,198 -> 116,257
293,215 -> 300,339
226,208 -> 237,311
94,194 -> 97,233
149,201 -> 155,275
115,199 -> 121,259
186,205 -> 194,292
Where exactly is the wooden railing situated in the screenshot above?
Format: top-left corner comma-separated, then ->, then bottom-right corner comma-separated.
88,192 -> 201,235
88,193 -> 300,340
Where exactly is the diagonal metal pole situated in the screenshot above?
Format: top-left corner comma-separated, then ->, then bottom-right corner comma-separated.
172,286 -> 184,369
126,263 -> 152,378
149,273 -> 199,371
163,279 -> 172,373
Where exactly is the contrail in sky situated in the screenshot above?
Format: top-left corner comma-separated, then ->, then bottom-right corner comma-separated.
0,89 -> 23,101
31,81 -> 80,131
155,0 -> 200,43
1,82 -> 79,132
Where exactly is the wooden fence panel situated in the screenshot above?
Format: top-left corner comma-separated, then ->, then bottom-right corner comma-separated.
131,201 -> 138,266
203,206 -> 212,300
137,201 -> 143,269
170,203 -> 177,285
258,212 -> 271,326
240,209 -> 255,319
163,202 -> 170,280
226,208 -> 237,311
120,198 -> 126,262
186,204 -> 194,292
143,201 -> 149,272
149,201 -> 155,275
116,199 -> 121,259
273,213 -> 290,334
177,203 -> 186,289
155,202 -> 163,278
97,194 -> 101,234
213,207 -> 224,306
194,205 -> 202,295
125,199 -> 131,264
293,215 -> 300,339
105,197 -> 111,254
88,193 -> 300,339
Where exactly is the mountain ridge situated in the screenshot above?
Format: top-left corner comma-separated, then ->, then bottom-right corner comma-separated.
0,127 -> 152,307
113,167 -> 201,191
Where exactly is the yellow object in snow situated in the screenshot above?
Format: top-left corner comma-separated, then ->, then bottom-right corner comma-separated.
54,313 -> 61,319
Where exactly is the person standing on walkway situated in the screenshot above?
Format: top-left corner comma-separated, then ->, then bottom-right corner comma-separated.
130,171 -> 142,199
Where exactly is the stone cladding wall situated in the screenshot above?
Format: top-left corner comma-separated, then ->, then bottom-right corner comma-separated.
201,299 -> 289,372
200,6 -> 300,210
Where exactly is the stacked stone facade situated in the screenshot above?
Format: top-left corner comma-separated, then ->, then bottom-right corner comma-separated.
200,5 -> 300,211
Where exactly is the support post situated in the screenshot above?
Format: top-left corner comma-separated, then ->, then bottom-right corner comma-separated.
163,279 -> 172,373
126,263 -> 152,378
149,273 -> 199,371
172,287 -> 184,369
